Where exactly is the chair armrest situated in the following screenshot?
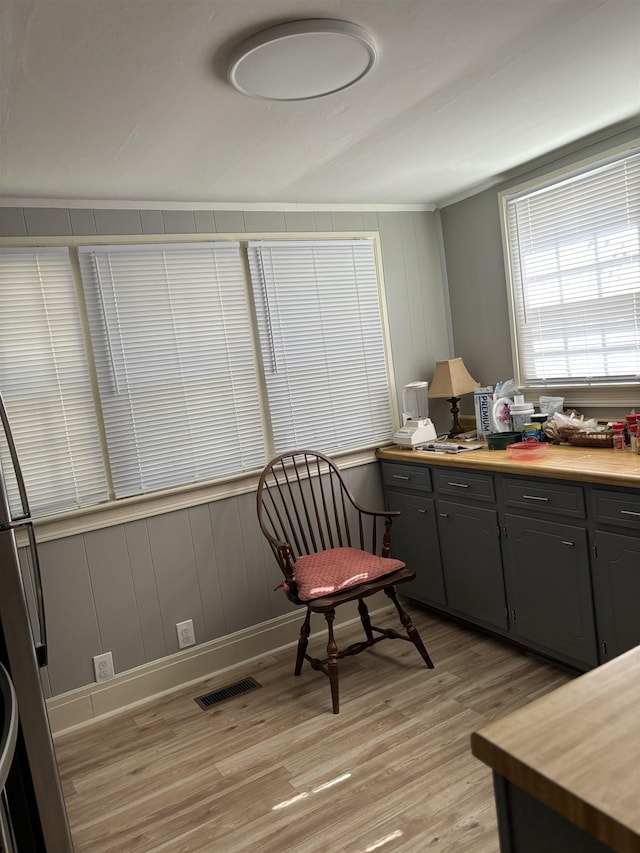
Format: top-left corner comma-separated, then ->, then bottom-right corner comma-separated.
274,541 -> 297,580
360,507 -> 400,519
353,508 -> 401,557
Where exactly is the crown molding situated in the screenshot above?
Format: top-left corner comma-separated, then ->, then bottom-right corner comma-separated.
0,198 -> 436,212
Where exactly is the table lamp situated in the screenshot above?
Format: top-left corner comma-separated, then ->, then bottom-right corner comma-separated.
428,357 -> 478,438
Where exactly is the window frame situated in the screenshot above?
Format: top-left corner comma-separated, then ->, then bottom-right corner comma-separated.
499,141 -> 640,409
78,240 -> 267,498
0,231 -> 398,543
0,246 -> 109,517
248,238 -> 397,455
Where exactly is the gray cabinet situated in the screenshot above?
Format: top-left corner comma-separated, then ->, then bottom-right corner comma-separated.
437,499 -> 507,631
492,775 -> 613,853
500,476 -> 597,669
380,457 -> 639,672
501,514 -> 597,668
382,463 -> 446,607
591,488 -> 640,661
386,491 -> 446,606
433,467 -> 506,631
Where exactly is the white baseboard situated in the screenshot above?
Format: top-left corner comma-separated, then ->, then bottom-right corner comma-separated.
48,595 -> 391,734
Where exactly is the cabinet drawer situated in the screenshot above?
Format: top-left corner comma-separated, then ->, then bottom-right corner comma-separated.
503,478 -> 585,519
434,469 -> 495,502
381,463 -> 432,492
592,489 -> 640,531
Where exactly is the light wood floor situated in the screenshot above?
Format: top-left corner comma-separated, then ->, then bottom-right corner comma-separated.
54,604 -> 572,853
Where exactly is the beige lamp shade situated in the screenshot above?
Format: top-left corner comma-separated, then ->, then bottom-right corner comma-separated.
428,357 -> 477,399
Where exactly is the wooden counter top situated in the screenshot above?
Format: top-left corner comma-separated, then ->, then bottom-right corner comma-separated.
376,443 -> 640,489
471,646 -> 640,852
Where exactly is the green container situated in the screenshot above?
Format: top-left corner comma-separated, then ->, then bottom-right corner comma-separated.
487,431 -> 522,450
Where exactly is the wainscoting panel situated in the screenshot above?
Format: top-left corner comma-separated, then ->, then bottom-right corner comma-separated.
124,518 -> 168,664
83,525 -> 147,676
147,510 -> 208,657
40,534 -> 104,695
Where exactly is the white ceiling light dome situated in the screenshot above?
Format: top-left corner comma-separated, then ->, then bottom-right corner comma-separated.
227,19 -> 377,101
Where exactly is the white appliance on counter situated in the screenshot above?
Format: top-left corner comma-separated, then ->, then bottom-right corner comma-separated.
393,381 -> 438,447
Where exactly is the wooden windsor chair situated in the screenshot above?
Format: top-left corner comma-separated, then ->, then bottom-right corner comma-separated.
256,450 -> 434,713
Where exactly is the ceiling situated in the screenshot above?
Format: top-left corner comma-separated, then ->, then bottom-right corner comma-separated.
1,0 -> 639,208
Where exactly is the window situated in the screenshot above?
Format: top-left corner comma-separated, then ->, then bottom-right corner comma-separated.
78,242 -> 265,498
248,240 -> 392,452
0,236 -> 393,518
502,148 -> 640,389
0,248 -> 107,517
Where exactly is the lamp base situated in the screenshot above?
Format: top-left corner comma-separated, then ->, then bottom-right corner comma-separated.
447,396 -> 465,438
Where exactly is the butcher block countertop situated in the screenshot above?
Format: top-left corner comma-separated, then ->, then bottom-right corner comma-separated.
471,646 -> 640,852
376,443 -> 640,489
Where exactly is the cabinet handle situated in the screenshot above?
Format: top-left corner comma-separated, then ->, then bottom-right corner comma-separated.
562,540 -> 575,547
447,482 -> 470,488
522,494 -> 550,502
620,509 -> 640,517
439,512 -> 449,518
417,509 -> 427,514
392,474 -> 411,480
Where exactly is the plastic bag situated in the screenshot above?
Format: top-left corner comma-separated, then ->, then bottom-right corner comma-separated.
539,395 -> 565,415
542,411 -> 598,443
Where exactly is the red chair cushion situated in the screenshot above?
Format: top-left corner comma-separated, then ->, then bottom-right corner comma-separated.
293,547 -> 405,601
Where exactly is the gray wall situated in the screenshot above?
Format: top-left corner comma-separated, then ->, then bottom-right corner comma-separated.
1,205 -> 451,697
440,121 -> 640,420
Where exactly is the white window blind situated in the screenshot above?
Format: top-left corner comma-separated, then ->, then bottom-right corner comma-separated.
0,247 -> 107,517
504,149 -> 640,387
248,239 -> 393,453
78,242 -> 264,498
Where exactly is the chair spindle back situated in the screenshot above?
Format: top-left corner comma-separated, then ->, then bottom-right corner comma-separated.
257,451 -> 383,582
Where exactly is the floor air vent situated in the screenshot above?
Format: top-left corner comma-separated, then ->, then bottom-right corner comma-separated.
195,677 -> 261,710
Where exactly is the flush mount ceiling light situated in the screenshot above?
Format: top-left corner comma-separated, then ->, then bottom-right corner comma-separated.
227,19 -> 377,101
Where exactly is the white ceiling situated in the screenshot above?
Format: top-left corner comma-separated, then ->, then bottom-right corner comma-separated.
1,0 -> 639,208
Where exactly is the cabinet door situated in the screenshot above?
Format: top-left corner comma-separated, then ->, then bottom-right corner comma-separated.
386,490 -> 446,606
592,530 -> 640,661
437,500 -> 507,630
503,514 -> 597,668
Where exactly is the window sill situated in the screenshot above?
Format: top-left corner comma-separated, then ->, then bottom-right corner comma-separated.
29,446 -> 385,543
521,384 -> 640,411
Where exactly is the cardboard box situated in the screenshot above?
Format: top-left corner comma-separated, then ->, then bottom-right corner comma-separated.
474,388 -> 494,438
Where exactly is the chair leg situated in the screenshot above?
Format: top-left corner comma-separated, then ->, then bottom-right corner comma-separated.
295,608 -> 312,676
358,597 -> 374,643
385,586 -> 435,669
324,609 -> 340,714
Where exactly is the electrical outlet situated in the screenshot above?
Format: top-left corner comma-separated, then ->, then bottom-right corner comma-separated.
93,651 -> 114,682
176,619 -> 195,649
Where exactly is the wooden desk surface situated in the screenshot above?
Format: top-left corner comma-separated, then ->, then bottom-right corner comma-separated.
471,646 -> 640,852
377,443 -> 640,489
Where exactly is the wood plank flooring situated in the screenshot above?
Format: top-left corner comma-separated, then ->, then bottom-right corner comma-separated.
53,604 -> 572,853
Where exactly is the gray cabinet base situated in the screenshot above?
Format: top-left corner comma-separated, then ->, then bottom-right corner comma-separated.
493,773 -> 613,853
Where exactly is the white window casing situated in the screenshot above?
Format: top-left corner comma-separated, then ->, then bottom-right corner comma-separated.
502,148 -> 640,393
1,235 -> 395,533
78,242 -> 266,499
248,239 -> 394,454
0,247 -> 108,517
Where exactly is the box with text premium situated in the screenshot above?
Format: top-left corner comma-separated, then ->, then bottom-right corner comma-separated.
474,389 -> 494,438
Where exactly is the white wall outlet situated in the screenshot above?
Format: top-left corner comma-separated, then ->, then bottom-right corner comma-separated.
176,619 -> 195,649
93,651 -> 114,682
